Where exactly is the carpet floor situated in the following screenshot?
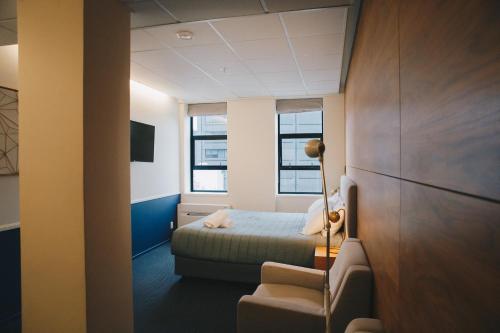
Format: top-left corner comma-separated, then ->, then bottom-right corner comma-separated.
0,317 -> 20,333
0,242 -> 256,333
133,242 -> 257,333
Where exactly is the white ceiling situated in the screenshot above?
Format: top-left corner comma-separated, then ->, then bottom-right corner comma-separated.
131,7 -> 347,103
125,0 -> 352,29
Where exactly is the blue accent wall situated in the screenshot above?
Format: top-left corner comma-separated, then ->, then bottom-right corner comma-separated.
0,227 -> 21,325
131,194 -> 180,258
0,194 -> 179,326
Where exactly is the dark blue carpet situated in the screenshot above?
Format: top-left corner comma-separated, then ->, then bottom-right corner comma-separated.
133,242 -> 257,333
0,242 -> 255,333
0,317 -> 20,333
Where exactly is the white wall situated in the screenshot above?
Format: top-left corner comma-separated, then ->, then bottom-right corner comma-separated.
181,95 -> 345,213
0,44 -> 19,227
0,46 -> 182,227
227,98 -> 276,211
130,81 -> 180,202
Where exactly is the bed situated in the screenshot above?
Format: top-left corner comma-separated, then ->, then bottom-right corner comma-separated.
171,175 -> 357,283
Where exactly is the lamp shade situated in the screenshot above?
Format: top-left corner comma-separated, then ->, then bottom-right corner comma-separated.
304,139 -> 325,158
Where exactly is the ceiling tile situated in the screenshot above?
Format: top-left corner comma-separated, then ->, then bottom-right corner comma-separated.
307,88 -> 338,95
0,26 -> 16,46
146,21 -> 223,48
185,77 -> 237,100
244,57 -> 296,73
257,71 -> 301,85
233,87 -> 268,98
290,33 -> 343,58
271,89 -> 307,97
175,43 -> 236,64
302,69 -> 339,83
131,30 -> 165,52
265,0 -> 351,12
232,38 -> 291,60
306,80 -> 339,90
131,61 -> 196,100
212,74 -> 260,86
211,13 -> 283,42
129,1 -> 177,29
297,52 -> 342,71
264,80 -> 304,91
132,49 -> 205,80
0,0 -> 16,21
197,60 -> 251,78
0,19 -> 16,32
282,7 -> 346,37
157,0 -> 264,22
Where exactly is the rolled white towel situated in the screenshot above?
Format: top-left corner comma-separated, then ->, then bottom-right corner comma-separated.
220,218 -> 233,228
203,210 -> 232,228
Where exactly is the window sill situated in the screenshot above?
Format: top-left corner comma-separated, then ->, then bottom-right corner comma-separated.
276,193 -> 322,198
182,192 -> 229,197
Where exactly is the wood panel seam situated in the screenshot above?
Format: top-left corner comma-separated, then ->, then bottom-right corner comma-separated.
348,166 -> 500,204
397,2 -> 402,331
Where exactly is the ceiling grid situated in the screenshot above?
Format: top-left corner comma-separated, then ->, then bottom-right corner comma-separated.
131,7 -> 347,102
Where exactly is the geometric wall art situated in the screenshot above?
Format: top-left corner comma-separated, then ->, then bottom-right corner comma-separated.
0,86 -> 18,175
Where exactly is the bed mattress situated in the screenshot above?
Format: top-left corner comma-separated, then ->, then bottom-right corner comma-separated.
171,209 -> 343,267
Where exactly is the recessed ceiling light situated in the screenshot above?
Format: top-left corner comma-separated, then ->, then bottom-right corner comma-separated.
176,31 -> 193,40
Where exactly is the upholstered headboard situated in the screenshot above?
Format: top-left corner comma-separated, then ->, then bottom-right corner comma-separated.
339,175 -> 358,238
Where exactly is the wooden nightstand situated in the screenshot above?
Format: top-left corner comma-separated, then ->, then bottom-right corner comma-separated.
314,246 -> 340,270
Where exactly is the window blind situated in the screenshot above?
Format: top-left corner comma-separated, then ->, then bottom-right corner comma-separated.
276,98 -> 323,114
187,102 -> 227,116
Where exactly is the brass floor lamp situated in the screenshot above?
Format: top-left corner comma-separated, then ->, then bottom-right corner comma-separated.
304,139 -> 343,333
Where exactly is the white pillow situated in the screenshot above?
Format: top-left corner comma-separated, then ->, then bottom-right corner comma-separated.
302,206 -> 325,235
303,199 -> 345,236
307,198 -> 324,214
307,192 -> 341,214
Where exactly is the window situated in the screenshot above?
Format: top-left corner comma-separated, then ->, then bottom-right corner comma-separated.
278,110 -> 323,194
191,115 -> 227,192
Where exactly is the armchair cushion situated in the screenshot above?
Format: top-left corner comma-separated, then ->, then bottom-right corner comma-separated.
238,294 -> 324,333
345,318 -> 385,333
254,283 -> 324,311
261,262 -> 325,291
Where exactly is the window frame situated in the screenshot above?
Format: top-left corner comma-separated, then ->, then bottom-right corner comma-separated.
277,112 -> 324,195
190,116 -> 228,193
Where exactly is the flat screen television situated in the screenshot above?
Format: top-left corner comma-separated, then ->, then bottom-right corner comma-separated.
130,120 -> 155,162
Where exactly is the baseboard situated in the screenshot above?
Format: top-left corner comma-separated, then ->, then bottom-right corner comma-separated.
132,240 -> 170,260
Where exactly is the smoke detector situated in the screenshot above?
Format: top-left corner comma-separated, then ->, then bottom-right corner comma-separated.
176,31 -> 193,40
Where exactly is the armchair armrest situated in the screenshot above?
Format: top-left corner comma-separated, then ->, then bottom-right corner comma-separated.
261,262 -> 325,291
237,295 -> 324,333
331,265 -> 373,333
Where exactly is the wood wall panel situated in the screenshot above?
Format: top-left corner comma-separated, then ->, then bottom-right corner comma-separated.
345,0 -> 400,177
400,181 -> 500,332
345,0 -> 500,332
347,167 -> 400,332
400,0 -> 500,201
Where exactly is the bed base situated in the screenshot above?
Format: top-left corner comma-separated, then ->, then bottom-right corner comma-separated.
175,256 -> 262,284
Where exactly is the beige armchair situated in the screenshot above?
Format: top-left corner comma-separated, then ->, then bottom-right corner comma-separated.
237,239 -> 372,333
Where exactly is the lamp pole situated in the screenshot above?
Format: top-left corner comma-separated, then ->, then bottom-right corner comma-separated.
304,139 -> 339,333
319,152 -> 332,333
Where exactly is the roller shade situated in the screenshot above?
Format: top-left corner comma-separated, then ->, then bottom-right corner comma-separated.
188,102 -> 227,116
276,98 -> 323,114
